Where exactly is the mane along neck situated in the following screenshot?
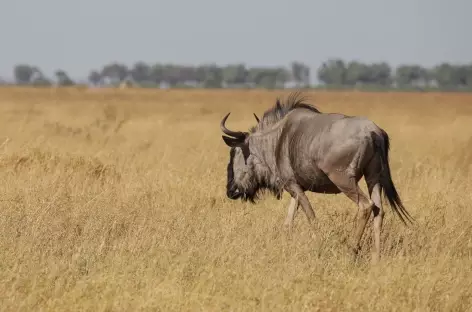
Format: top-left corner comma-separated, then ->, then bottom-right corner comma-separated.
249,91 -> 320,134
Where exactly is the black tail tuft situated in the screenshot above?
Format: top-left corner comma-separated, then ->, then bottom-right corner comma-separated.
374,129 -> 415,226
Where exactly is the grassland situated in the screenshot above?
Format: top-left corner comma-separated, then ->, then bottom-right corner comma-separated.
0,87 -> 471,311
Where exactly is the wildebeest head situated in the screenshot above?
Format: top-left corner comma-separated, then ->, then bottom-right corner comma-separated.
220,112 -> 260,202
220,92 -> 316,203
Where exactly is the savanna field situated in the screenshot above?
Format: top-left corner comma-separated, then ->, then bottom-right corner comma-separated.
1,87 -> 471,311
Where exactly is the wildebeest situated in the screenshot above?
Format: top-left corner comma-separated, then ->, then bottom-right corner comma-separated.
220,92 -> 413,263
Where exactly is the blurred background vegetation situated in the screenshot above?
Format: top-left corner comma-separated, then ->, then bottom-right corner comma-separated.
4,59 -> 471,92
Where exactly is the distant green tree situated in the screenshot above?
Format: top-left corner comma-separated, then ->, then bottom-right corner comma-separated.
88,70 -> 101,86
344,61 -> 369,86
465,64 -> 472,88
150,64 -> 165,85
201,64 -> 224,88
162,64 -> 183,86
100,63 -> 129,85
369,62 -> 392,86
395,65 -> 429,88
317,59 -> 346,86
275,67 -> 291,88
291,61 -> 310,87
55,69 -> 75,86
29,67 -> 51,86
179,66 -> 198,84
130,62 -> 151,84
14,64 -> 36,84
247,67 -> 277,89
432,63 -> 472,89
223,64 -> 248,86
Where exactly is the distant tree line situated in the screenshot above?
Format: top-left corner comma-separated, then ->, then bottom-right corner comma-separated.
5,59 -> 472,91
317,59 -> 472,91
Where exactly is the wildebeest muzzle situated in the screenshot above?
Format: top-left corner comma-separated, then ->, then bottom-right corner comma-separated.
226,187 -> 242,200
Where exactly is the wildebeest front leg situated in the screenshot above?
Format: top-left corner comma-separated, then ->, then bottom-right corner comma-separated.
284,197 -> 299,229
285,184 -> 316,224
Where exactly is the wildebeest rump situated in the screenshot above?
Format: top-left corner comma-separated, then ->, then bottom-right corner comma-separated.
220,92 -> 414,263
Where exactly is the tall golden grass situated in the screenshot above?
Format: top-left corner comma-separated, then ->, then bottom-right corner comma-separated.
0,87 -> 471,311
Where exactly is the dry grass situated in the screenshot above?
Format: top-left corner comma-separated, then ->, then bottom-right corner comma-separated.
0,87 -> 471,311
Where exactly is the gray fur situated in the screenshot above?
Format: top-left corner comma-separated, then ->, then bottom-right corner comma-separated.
220,92 -> 414,262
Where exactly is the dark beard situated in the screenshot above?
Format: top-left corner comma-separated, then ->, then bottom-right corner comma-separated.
239,181 -> 282,203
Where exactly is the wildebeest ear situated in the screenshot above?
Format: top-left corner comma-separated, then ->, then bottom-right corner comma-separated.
222,135 -> 244,147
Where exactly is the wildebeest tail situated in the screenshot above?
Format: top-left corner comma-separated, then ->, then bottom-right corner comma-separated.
373,129 -> 414,225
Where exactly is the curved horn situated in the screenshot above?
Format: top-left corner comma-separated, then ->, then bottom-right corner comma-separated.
253,113 -> 260,123
220,113 -> 246,139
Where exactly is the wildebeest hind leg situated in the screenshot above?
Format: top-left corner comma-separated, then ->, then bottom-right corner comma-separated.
364,158 -> 384,264
327,172 -> 374,258
368,183 -> 383,264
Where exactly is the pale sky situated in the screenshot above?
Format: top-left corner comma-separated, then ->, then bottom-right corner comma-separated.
0,0 -> 470,81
